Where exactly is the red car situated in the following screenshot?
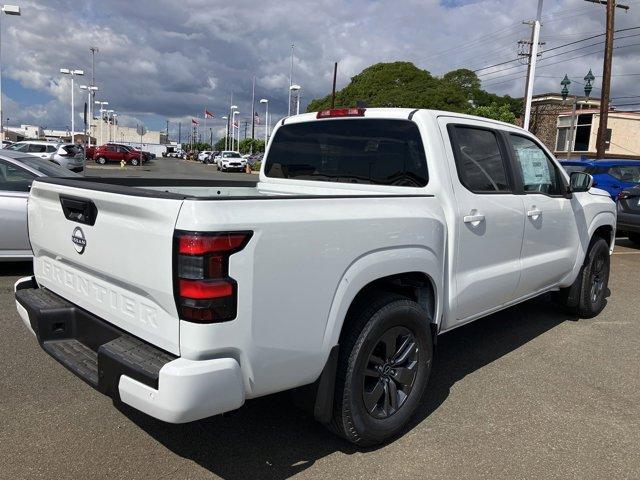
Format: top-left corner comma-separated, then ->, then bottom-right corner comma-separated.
93,144 -> 148,165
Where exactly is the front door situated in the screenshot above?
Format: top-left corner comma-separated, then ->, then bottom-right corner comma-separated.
506,134 -> 579,297
440,120 -> 525,323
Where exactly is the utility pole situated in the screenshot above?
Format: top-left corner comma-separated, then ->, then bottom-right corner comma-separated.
585,0 -> 629,157
521,0 -> 544,131
243,120 -> 249,140
165,119 -> 169,142
89,47 -> 98,122
178,121 -> 181,145
331,62 -> 338,109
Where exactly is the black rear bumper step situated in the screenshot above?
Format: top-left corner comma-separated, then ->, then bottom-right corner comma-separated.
16,286 -> 176,396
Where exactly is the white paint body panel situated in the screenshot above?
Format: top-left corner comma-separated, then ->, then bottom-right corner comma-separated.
22,108 -> 616,423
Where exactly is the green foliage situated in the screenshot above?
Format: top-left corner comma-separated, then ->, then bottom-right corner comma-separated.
214,137 -> 227,151
472,102 -> 517,124
238,138 -> 265,154
191,142 -> 212,151
251,161 -> 261,171
306,62 -> 522,120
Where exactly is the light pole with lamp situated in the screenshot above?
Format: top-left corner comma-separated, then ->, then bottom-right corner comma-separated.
230,105 -> 237,151
80,85 -> 98,147
60,68 -> 84,143
106,109 -> 114,141
0,4 -> 20,139
112,113 -> 118,142
94,101 -> 108,145
222,116 -> 228,151
560,69 -> 595,160
290,85 -> 301,115
233,111 -> 240,151
259,98 -> 269,145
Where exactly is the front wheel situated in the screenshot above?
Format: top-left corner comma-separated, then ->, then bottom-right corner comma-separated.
559,237 -> 610,318
329,292 -> 433,446
130,158 -> 139,166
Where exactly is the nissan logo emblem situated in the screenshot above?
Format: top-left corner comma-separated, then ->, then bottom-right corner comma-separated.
71,227 -> 87,254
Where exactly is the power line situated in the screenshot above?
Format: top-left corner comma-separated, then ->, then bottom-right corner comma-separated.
475,26 -> 640,77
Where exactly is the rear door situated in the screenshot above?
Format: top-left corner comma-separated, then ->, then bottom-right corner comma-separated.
440,119 -> 525,322
28,179 -> 184,354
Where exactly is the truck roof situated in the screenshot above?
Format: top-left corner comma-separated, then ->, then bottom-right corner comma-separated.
282,107 -> 526,132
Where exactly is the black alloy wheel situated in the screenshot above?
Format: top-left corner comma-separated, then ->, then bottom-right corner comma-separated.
362,326 -> 418,419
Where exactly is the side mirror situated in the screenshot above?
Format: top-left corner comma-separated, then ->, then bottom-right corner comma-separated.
570,171 -> 594,193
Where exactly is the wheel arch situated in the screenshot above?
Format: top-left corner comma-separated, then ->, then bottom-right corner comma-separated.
322,247 -> 443,354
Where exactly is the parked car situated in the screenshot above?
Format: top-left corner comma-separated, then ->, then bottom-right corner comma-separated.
5,140 -> 84,172
105,143 -> 154,161
215,150 -> 246,171
202,151 -> 220,164
198,150 -> 213,162
94,144 -> 148,166
560,159 -> 640,199
14,108 -> 615,446
1,150 -> 78,261
2,140 -> 14,148
616,185 -> 640,245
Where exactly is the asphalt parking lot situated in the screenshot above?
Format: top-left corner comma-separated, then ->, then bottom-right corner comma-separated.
1,160 -> 639,479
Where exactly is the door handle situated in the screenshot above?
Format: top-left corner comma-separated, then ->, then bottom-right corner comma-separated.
463,214 -> 485,224
527,208 -> 542,218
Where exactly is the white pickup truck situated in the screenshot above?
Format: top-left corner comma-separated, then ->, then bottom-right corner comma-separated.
15,108 -> 616,446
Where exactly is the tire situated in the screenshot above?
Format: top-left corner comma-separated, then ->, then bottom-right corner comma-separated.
329,291 -> 433,446
130,158 -> 139,166
628,232 -> 640,246
559,237 -> 610,318
96,156 -> 106,165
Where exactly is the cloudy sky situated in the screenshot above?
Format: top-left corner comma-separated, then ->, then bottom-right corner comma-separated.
2,0 -> 639,139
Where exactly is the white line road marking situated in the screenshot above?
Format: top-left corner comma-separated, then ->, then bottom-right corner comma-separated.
612,251 -> 640,255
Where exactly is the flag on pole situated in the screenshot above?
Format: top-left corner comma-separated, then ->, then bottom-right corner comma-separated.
254,112 -> 260,125
204,109 -> 214,119
192,118 -> 199,125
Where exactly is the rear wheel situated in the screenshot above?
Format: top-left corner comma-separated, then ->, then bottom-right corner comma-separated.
329,291 -> 433,446
628,232 -> 640,246
96,156 -> 106,165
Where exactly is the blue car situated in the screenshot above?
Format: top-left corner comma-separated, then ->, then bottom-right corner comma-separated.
560,159 -> 640,199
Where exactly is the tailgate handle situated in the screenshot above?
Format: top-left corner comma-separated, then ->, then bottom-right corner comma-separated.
60,195 -> 98,226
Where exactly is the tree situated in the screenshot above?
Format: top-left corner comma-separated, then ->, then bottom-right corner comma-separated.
306,62 -> 522,118
472,102 -> 517,124
214,137 -> 226,151
238,138 -> 265,154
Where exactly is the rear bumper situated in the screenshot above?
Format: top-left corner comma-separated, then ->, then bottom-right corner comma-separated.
14,277 -> 245,423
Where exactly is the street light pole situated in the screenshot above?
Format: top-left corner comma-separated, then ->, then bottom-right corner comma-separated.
233,111 -> 240,151
94,101 -> 108,146
290,85 -> 301,115
60,67 -> 84,143
259,99 -> 268,146
80,85 -> 98,147
0,4 -> 20,140
222,116 -> 228,151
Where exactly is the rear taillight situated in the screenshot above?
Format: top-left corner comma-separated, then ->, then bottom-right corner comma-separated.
316,107 -> 365,119
174,231 -> 252,323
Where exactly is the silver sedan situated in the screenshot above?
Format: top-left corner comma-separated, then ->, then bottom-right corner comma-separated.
0,150 -> 79,261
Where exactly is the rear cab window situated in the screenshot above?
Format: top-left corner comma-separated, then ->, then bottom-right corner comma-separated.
264,119 -> 428,187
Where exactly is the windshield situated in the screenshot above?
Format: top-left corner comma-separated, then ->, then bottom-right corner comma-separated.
608,165 -> 640,183
264,119 -> 429,187
6,143 -> 29,152
224,152 -> 241,158
17,157 -> 80,176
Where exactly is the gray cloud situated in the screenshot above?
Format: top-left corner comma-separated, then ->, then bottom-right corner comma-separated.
2,0 -> 639,135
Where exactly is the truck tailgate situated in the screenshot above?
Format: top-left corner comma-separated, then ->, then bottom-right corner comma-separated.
27,179 -> 184,355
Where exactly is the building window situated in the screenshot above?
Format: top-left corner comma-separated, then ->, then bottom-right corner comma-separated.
556,114 -> 593,152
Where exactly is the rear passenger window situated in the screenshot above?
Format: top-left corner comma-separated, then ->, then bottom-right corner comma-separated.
450,126 -> 510,193
509,135 -> 564,196
27,144 -> 47,153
